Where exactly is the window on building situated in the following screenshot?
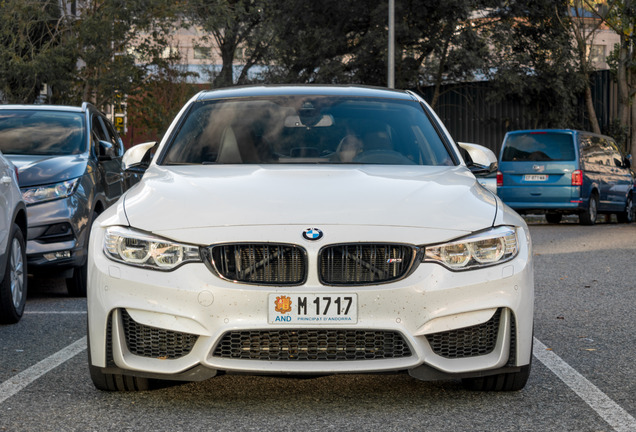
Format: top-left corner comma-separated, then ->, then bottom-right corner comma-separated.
194,46 -> 211,60
589,45 -> 606,64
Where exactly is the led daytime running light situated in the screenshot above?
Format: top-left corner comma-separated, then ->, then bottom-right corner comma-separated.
104,226 -> 200,270
423,227 -> 519,270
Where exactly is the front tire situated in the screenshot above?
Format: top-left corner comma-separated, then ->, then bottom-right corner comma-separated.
66,211 -> 99,297
462,364 -> 531,392
0,224 -> 27,324
66,264 -> 87,297
87,329 -> 151,391
89,365 -> 152,392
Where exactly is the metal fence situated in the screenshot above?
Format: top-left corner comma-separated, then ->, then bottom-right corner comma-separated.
415,70 -> 623,156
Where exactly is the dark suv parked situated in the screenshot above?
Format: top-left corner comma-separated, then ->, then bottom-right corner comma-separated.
0,103 -> 127,295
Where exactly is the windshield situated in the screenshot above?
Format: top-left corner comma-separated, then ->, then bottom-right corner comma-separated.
161,96 -> 454,166
502,132 -> 575,162
0,110 -> 86,156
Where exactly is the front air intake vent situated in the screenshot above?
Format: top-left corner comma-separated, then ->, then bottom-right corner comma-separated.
213,329 -> 412,361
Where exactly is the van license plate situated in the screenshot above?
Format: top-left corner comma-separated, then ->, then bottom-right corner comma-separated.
524,174 -> 548,181
268,294 -> 357,324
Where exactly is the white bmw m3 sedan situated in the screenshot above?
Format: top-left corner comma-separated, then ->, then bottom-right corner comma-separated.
87,85 -> 534,392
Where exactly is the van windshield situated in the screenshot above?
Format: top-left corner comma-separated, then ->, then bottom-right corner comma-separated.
502,132 -> 575,162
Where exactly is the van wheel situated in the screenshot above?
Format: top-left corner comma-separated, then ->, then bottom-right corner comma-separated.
545,213 -> 562,224
617,196 -> 633,224
580,194 -> 598,225
0,224 -> 27,324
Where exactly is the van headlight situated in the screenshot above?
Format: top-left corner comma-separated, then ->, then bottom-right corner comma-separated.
104,226 -> 201,270
423,226 -> 519,270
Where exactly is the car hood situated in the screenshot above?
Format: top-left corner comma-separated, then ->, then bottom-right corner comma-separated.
121,165 -> 497,233
7,154 -> 88,187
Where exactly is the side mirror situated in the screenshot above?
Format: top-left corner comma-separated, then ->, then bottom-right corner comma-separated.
457,142 -> 498,174
623,154 -> 632,169
123,141 -> 157,171
97,140 -> 116,160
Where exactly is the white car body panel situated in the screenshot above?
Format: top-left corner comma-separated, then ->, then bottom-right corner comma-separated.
123,165 -> 497,234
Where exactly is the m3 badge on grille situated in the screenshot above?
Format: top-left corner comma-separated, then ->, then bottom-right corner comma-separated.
302,228 -> 323,241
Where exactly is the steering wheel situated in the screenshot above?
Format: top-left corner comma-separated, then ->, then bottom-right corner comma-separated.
352,149 -> 416,165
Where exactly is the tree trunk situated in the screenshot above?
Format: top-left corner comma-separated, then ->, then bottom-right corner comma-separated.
216,47 -> 235,88
630,93 -> 636,157
430,27 -> 452,110
584,83 -> 601,134
616,43 -> 630,127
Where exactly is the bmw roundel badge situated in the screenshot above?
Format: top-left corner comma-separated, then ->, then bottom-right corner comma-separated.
302,228 -> 323,241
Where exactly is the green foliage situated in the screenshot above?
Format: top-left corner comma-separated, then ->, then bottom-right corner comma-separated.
186,0 -> 268,88
71,0 -> 182,110
0,0 -> 604,145
605,118 -> 629,152
256,0 -> 373,84
0,0 -> 76,103
485,0 -> 585,128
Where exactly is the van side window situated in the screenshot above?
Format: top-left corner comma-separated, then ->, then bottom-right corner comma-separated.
606,140 -> 624,168
596,139 -> 614,167
580,135 -> 604,170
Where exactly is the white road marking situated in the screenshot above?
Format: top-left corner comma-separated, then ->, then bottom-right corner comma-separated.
533,337 -> 636,432
24,311 -> 87,314
0,337 -> 86,405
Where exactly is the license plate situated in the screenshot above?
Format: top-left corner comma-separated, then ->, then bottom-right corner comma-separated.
268,293 -> 358,324
524,174 -> 548,181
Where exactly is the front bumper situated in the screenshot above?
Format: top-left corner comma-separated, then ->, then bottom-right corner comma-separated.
88,224 -> 534,382
24,193 -> 90,273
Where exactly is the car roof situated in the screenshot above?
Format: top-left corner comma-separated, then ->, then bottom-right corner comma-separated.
195,85 -> 419,102
0,103 -> 94,113
505,129 -> 577,135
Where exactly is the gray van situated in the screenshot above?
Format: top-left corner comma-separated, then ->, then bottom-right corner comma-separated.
497,129 -> 634,225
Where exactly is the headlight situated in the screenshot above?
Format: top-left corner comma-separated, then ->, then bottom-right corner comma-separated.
423,226 -> 519,270
104,226 -> 201,270
22,178 -> 79,204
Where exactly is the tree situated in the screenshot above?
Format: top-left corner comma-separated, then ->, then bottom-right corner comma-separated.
405,1 -> 493,108
186,0 -> 268,88
592,0 -> 635,155
72,0 -> 181,110
557,1 -> 605,134
485,0 -> 585,129
256,0 -> 372,84
0,0 -> 76,103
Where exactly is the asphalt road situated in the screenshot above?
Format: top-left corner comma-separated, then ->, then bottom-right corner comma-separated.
1,219 -> 635,432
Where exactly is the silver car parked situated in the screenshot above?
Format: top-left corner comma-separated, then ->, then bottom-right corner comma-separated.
0,150 -> 27,323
